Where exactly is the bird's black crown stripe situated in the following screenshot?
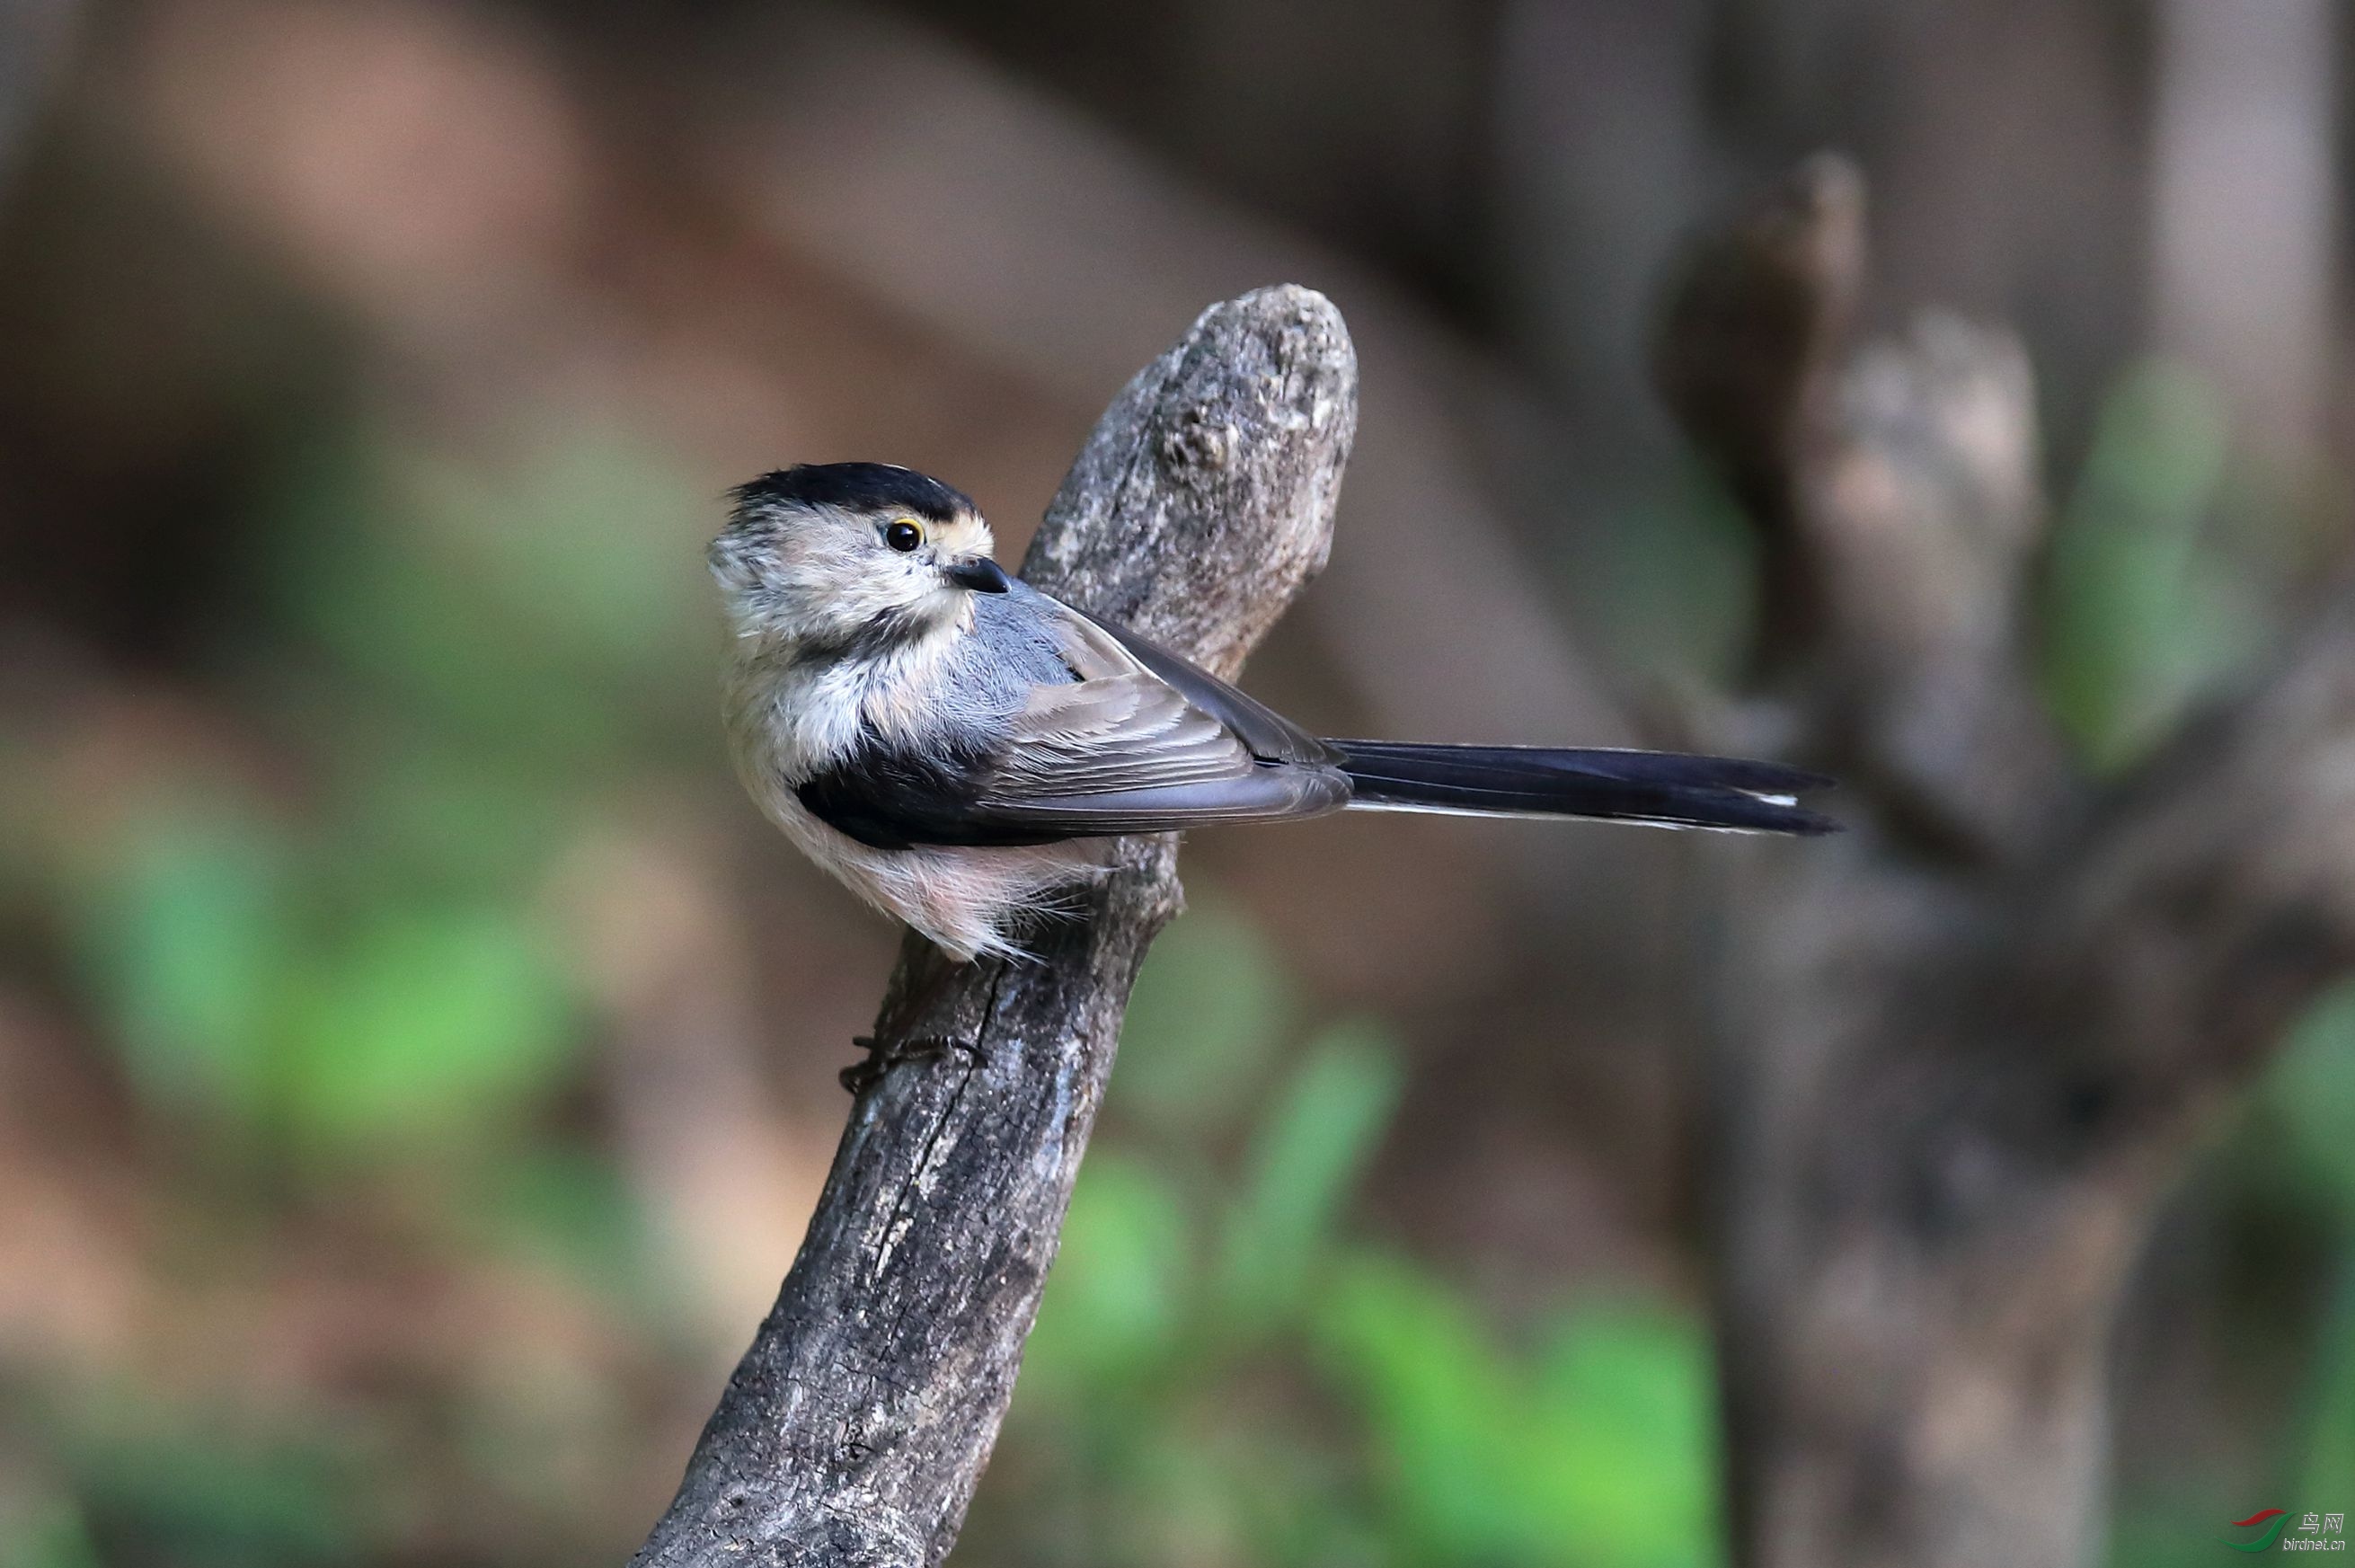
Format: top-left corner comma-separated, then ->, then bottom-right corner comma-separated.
734,463 -> 971,524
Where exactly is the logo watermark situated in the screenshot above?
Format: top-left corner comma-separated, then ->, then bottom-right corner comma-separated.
2224,1510 -> 2347,1553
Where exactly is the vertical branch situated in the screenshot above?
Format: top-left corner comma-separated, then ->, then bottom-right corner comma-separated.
1656,152 -> 2069,857
630,286 -> 1356,1568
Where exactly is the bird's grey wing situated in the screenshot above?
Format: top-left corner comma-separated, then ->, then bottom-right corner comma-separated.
1054,600 -> 1340,767
962,657 -> 1345,837
794,593 -> 1348,848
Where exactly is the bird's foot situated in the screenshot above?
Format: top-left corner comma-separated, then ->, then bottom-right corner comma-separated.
840,1033 -> 987,1095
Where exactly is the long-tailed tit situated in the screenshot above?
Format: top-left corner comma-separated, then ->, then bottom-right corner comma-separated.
713,463 -> 1834,961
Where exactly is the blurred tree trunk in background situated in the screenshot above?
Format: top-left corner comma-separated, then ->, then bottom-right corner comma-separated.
1701,0 -> 2147,454
1660,157 -> 2355,1568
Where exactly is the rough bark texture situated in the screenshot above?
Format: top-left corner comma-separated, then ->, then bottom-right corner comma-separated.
1659,156 -> 2355,1568
627,286 -> 1355,1568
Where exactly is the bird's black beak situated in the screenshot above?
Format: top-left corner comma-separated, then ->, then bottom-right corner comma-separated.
946,557 -> 1012,593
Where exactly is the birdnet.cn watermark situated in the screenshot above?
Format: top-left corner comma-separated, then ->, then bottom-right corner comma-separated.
2223,1510 -> 2347,1553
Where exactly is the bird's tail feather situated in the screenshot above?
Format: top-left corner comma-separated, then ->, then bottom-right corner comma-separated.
1326,740 -> 1838,836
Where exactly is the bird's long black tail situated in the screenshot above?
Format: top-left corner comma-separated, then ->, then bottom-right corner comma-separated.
1325,740 -> 1838,836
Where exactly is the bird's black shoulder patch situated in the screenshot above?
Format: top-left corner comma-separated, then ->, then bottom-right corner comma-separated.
735,463 -> 971,524
796,728 -> 1067,850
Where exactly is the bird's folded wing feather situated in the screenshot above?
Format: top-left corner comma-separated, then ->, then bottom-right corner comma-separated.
963,600 -> 1346,831
1055,600 -> 1339,767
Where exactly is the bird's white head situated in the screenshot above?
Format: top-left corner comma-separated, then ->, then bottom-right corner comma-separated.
710,463 -> 1009,653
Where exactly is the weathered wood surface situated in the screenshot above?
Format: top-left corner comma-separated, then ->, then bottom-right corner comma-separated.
629,285 -> 1356,1568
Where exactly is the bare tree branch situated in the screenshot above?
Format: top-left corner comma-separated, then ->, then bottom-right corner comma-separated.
1654,152 -> 1864,678
628,285 -> 1356,1568
1658,152 -> 2072,858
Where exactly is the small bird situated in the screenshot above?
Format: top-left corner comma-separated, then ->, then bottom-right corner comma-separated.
713,463 -> 1835,961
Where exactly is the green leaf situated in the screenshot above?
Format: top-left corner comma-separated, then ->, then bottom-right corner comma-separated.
1315,1254 -> 1722,1568
63,1414 -> 352,1568
1520,1304 -> 1720,1567
1023,1154 -> 1194,1402
2038,360 -> 2242,769
2262,979 -> 2355,1210
71,813 -> 294,1124
481,1142 -> 655,1303
261,428 -> 713,766
1117,898 -> 1298,1137
1312,1251 -> 1527,1562
1213,1023 -> 1403,1329
2297,1248 -> 2355,1510
0,1495 -> 104,1568
277,904 -> 576,1148
1581,461 -> 1761,687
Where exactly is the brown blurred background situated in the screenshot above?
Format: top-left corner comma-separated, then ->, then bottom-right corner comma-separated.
1,2 -> 2351,1565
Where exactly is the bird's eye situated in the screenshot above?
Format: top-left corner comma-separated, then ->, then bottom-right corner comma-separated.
884,519 -> 925,553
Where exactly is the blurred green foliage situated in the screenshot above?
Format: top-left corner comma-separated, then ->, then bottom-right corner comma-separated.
3,1390 -> 359,1568
68,808 -> 575,1159
2028,361 -> 2355,1564
33,418 -> 724,1174
1578,461 -> 1760,688
2103,983 -> 2355,1567
2038,359 -> 2267,771
976,903 -> 1722,1568
1,422 -> 716,1564
1315,1259 -> 1714,1568
2260,988 -> 2355,1510
262,432 -> 715,766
